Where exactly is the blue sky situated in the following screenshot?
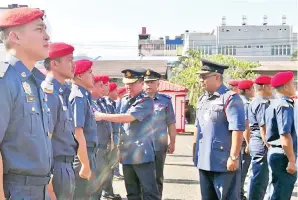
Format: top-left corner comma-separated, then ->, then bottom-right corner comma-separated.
1,0 -> 297,57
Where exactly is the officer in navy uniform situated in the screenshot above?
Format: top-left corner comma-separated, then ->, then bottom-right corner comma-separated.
228,80 -> 240,94
90,75 -> 121,199
144,69 -> 177,198
0,7 -> 52,199
237,80 -> 254,200
194,59 -> 245,200
94,68 -> 160,200
266,71 -> 297,200
246,75 -> 272,200
69,59 -> 98,199
102,82 -> 122,199
41,42 -> 78,199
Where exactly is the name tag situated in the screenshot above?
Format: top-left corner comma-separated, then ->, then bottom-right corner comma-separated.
26,95 -> 35,102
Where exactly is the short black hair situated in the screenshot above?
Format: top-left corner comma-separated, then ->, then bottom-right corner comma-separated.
43,57 -> 61,71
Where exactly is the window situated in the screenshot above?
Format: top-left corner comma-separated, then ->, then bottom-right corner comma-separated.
256,45 -> 260,48
271,45 -> 291,56
260,45 -> 263,48
248,45 -> 251,48
244,45 -> 247,48
287,45 -> 291,55
218,46 -> 236,56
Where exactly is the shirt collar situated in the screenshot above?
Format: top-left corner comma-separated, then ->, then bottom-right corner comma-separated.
205,84 -> 228,97
8,55 -> 32,81
240,95 -> 249,103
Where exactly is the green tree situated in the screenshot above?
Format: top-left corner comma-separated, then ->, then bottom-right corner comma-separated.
291,49 -> 298,61
169,50 -> 259,107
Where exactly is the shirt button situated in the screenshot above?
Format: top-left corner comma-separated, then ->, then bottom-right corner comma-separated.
220,146 -> 224,150
48,108 -> 50,112
42,108 -> 44,112
32,107 -> 35,112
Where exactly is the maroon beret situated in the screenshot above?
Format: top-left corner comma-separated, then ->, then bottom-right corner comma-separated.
74,60 -> 92,76
117,87 -> 126,95
228,80 -> 239,87
238,80 -> 254,90
48,42 -> 74,59
109,82 -> 118,92
254,75 -> 271,85
0,7 -> 44,28
271,71 -> 294,88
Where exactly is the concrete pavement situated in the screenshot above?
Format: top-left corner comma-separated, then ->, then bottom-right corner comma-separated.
112,133 -> 298,200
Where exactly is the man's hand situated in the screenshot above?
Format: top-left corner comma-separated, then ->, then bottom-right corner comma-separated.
94,111 -> 104,121
245,145 -> 249,154
286,161 -> 297,174
167,142 -> 175,154
227,157 -> 239,171
79,164 -> 92,180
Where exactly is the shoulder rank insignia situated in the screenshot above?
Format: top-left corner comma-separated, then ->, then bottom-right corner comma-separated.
282,104 -> 289,107
41,81 -> 54,94
0,61 -> 9,78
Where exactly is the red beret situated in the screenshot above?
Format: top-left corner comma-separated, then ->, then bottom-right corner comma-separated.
74,60 -> 92,76
238,80 -> 254,90
0,7 -> 44,28
109,82 -> 118,92
117,87 -> 126,95
48,42 -> 74,59
228,80 -> 239,87
271,71 -> 294,88
102,75 -> 110,84
254,75 -> 271,85
93,75 -> 103,83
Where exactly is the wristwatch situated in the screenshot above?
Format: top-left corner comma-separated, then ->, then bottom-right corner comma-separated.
229,156 -> 239,161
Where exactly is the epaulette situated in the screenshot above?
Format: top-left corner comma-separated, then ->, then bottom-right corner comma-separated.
0,61 -> 9,78
159,93 -> 172,99
132,96 -> 150,106
261,99 -> 270,104
41,80 -> 54,94
225,90 -> 237,96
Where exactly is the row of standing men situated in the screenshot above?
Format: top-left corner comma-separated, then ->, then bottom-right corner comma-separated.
193,59 -> 297,200
0,7 -> 177,200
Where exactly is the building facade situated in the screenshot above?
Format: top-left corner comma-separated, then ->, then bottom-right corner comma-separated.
138,15 -> 298,62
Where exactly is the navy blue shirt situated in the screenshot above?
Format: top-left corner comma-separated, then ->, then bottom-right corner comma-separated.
42,76 -> 78,158
0,56 -> 52,176
248,95 -> 270,138
266,95 -> 297,155
119,91 -> 155,164
92,97 -> 112,148
69,84 -> 98,148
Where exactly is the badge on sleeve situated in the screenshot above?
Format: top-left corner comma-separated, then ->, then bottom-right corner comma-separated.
22,82 -> 32,95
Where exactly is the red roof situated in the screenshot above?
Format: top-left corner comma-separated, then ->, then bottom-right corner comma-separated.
158,80 -> 188,92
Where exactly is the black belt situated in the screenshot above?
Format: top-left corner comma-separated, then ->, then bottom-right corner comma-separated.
271,145 -> 282,148
54,155 -> 74,163
4,174 -> 51,186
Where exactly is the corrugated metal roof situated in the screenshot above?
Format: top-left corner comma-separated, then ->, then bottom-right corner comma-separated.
91,60 -> 168,78
36,60 -> 168,78
253,61 -> 298,71
158,80 -> 188,92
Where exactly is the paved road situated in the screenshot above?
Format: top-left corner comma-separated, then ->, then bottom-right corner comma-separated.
112,133 -> 298,200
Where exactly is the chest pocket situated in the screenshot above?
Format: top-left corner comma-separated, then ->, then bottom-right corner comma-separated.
23,101 -> 40,137
210,103 -> 225,122
59,108 -> 72,132
154,104 -> 167,117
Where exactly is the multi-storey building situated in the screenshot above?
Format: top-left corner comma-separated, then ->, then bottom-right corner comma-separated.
138,15 -> 298,62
